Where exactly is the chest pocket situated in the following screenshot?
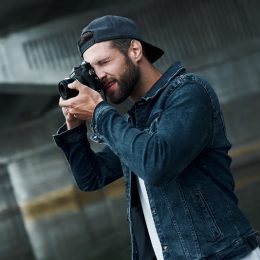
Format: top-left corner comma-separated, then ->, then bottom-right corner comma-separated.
144,110 -> 162,135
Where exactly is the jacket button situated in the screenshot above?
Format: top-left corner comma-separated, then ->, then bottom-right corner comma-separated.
162,245 -> 168,251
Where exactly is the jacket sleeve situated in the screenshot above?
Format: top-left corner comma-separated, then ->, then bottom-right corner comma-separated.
53,123 -> 124,191
91,82 -> 213,186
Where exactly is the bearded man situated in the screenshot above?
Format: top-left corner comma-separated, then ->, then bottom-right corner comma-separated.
54,15 -> 260,260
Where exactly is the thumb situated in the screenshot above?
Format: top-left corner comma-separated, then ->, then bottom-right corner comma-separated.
68,80 -> 82,91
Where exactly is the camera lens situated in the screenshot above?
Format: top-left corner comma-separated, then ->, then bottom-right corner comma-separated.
58,78 -> 78,100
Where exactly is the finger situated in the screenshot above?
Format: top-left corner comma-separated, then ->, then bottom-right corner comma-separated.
68,80 -> 83,91
59,98 -> 71,107
68,80 -> 95,93
59,97 -> 64,106
64,107 -> 70,113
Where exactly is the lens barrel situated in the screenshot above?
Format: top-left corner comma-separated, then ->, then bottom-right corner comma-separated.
58,78 -> 78,100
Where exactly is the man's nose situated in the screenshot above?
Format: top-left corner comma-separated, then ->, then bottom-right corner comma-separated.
94,68 -> 106,81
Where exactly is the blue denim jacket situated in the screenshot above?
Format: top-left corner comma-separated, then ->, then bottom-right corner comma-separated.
54,62 -> 259,259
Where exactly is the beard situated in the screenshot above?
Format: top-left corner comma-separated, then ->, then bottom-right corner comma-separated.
107,55 -> 140,104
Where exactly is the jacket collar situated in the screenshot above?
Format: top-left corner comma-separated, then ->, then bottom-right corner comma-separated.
141,62 -> 186,101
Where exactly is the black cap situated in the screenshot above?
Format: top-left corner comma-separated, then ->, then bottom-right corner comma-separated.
78,15 -> 164,63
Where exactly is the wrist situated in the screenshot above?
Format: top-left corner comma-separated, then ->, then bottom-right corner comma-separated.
91,101 -> 116,134
66,119 -> 84,130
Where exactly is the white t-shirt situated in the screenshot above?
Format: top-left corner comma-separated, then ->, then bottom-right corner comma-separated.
241,247 -> 260,260
137,177 -> 164,260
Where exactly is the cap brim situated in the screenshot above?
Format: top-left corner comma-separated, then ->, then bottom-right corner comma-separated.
141,41 -> 164,63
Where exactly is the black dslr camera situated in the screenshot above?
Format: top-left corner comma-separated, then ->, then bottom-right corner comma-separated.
58,62 -> 102,100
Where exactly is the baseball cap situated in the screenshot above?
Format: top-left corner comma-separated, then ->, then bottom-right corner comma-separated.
78,15 -> 164,63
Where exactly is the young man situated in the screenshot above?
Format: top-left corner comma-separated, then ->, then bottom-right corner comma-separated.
54,15 -> 260,259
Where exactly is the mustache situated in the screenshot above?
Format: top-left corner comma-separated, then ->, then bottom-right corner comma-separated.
101,78 -> 117,89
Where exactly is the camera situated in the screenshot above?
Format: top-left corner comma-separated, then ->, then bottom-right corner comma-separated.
58,62 -> 102,100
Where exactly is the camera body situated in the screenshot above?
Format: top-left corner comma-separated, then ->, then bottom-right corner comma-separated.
58,62 -> 102,100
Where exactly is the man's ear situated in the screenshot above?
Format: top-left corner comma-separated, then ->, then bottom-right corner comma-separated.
129,40 -> 143,63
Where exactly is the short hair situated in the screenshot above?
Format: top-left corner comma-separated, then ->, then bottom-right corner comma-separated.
110,38 -> 132,57
78,31 -> 93,48
78,32 -> 147,58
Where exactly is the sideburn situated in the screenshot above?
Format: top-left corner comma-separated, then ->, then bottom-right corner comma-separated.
114,55 -> 140,104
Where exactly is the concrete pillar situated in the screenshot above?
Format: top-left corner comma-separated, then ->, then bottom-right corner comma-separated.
6,147 -> 94,260
1,110 -> 129,260
0,165 -> 35,260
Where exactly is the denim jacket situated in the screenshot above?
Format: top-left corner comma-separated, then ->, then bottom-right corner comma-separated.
54,62 -> 259,259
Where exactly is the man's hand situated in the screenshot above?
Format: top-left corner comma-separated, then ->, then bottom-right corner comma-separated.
59,80 -> 103,130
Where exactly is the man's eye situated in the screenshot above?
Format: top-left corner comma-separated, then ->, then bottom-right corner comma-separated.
100,59 -> 110,65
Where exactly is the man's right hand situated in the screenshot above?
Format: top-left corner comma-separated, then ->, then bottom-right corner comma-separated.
59,98 -> 85,130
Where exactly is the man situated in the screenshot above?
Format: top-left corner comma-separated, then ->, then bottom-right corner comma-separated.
54,15 -> 260,259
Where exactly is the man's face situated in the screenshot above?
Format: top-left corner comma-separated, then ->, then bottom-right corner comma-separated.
83,41 -> 140,104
